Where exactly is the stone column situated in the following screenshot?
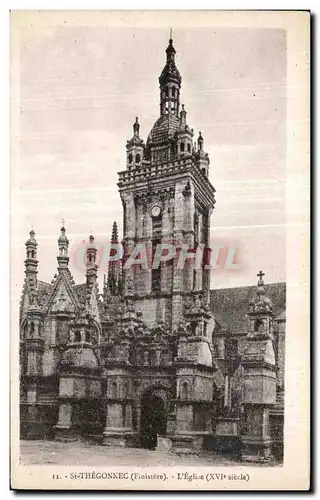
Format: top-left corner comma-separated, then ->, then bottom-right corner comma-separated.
54,402 -> 76,441
171,225 -> 184,330
171,401 -> 197,454
102,371 -> 137,448
182,181 -> 195,293
22,382 -> 41,439
176,404 -> 194,433
240,337 -> 277,462
202,208 -> 213,304
160,205 -> 172,295
122,194 -> 136,296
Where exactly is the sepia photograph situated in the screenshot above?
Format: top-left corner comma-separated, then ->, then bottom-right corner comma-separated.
10,9 -> 310,490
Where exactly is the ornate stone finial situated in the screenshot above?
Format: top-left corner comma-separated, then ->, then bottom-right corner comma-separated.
198,131 -> 204,151
58,225 -> 68,243
107,221 -> 122,296
133,116 -> 140,137
257,270 -> 265,285
248,271 -> 273,322
57,225 -> 69,266
166,36 -> 175,57
180,104 -> 187,128
256,270 -> 267,300
26,228 -> 37,249
169,27 -> 173,41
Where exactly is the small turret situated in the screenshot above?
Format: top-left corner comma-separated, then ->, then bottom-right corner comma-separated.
248,271 -> 274,340
24,229 -> 38,301
126,117 -> 144,169
195,131 -> 210,177
197,131 -> 204,153
177,104 -> 193,157
57,224 -> 69,271
180,104 -> 186,128
86,234 -> 98,296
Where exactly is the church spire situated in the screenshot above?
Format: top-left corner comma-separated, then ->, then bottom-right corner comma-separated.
85,234 -> 99,306
106,221 -> 122,296
159,35 -> 181,117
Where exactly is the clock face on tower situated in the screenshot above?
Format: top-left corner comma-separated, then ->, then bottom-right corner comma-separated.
151,205 -> 161,218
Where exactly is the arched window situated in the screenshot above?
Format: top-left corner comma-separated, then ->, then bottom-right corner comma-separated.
85,331 -> 90,343
128,153 -> 133,164
75,330 -> 81,343
180,142 -> 185,153
172,87 -> 175,98
111,381 -> 117,398
191,322 -> 197,336
30,322 -> 35,336
254,319 -> 264,332
180,381 -> 189,400
202,168 -> 206,175
31,250 -> 35,259
149,350 -> 157,366
135,153 -> 141,164
187,143 -> 191,153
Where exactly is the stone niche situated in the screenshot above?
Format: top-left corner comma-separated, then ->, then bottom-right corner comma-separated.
59,376 -> 101,399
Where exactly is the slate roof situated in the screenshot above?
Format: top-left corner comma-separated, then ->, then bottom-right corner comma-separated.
147,114 -> 180,146
36,280 -> 52,308
210,282 -> 286,335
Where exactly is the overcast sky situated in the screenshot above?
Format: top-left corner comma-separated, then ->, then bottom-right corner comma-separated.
12,23 -> 288,294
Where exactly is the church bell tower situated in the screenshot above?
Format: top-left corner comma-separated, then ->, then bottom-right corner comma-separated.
118,36 -> 216,329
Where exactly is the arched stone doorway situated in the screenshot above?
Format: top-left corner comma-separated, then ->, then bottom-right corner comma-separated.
139,389 -> 168,450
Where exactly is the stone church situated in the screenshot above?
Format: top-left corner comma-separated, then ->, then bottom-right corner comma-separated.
19,37 -> 285,462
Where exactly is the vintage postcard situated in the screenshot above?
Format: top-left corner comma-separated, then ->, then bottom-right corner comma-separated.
10,10 -> 310,490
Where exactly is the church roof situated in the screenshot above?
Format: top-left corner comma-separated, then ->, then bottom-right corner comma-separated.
36,280 -> 52,308
147,113 -> 180,146
210,282 -> 286,334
